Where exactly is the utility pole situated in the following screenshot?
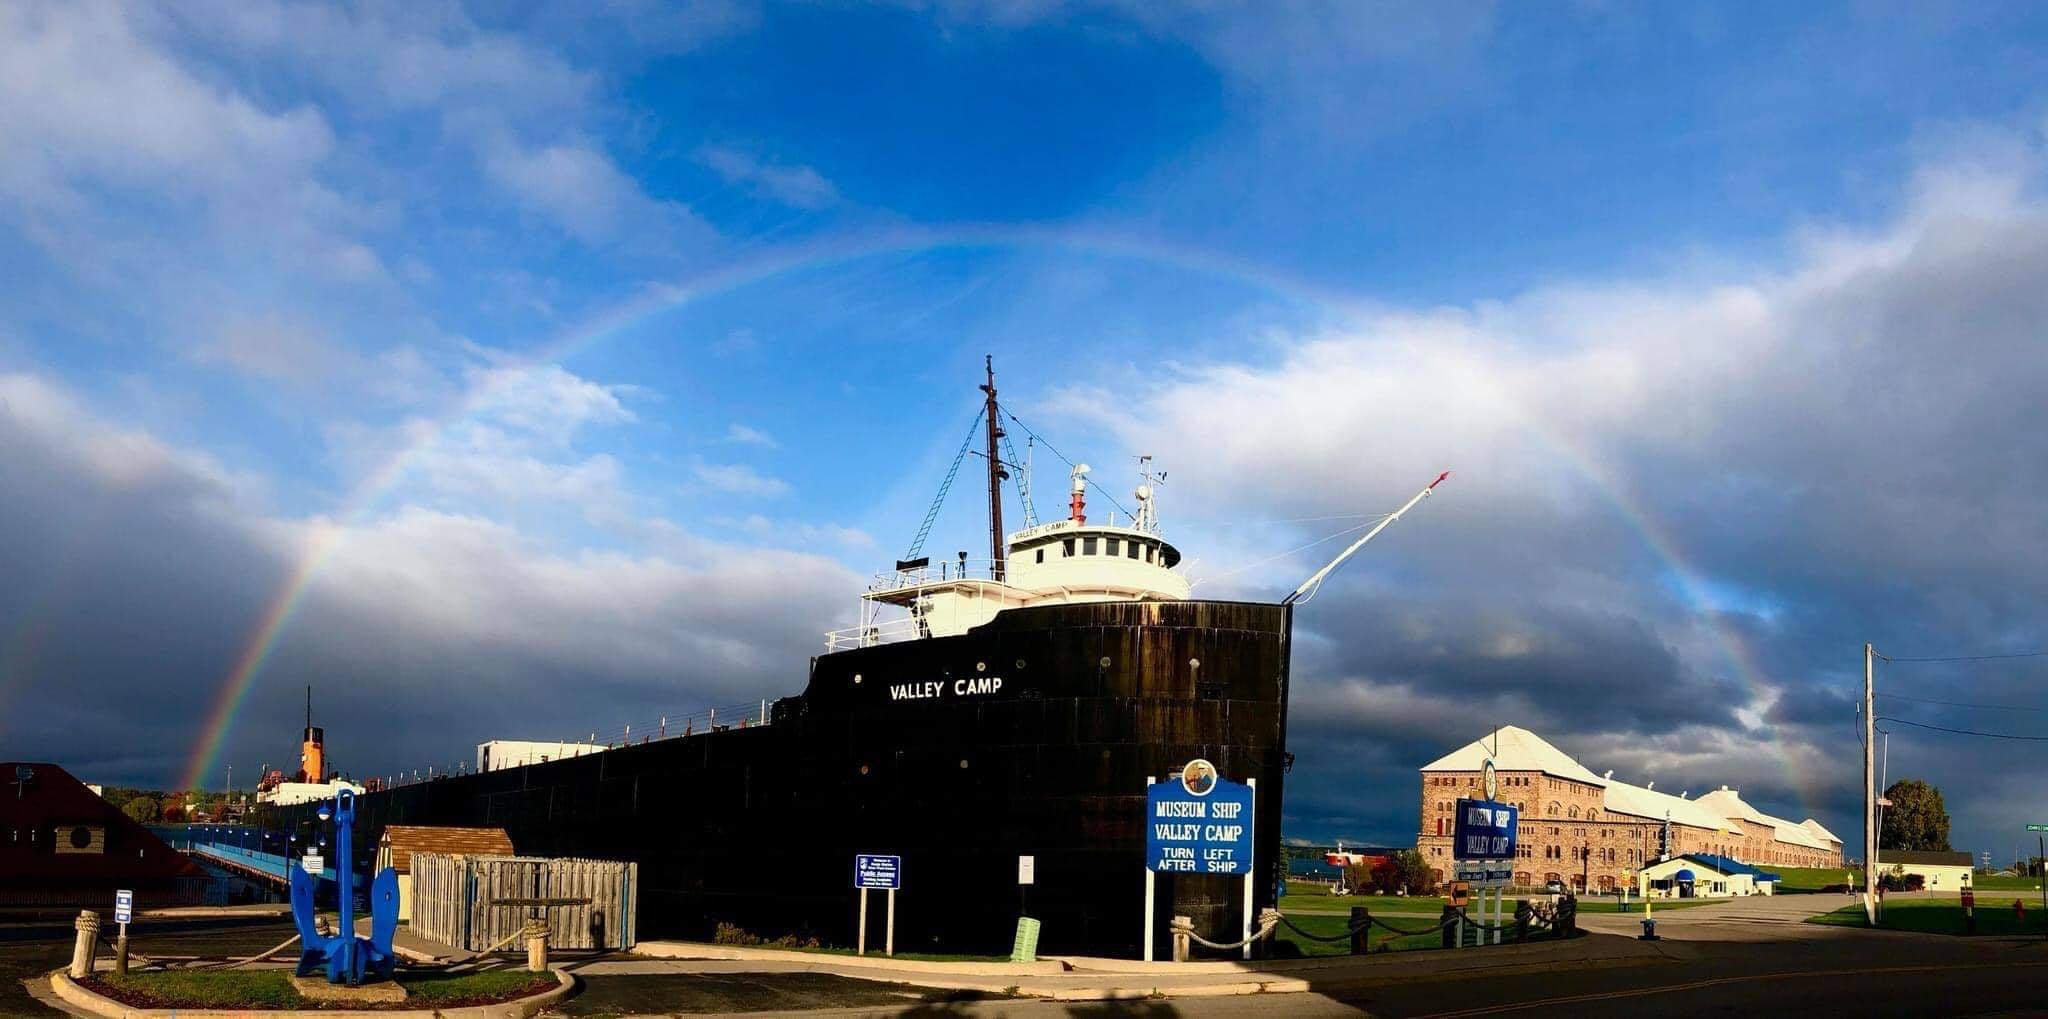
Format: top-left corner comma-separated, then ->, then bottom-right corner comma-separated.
979,356 -> 1007,582
1863,642 -> 1876,925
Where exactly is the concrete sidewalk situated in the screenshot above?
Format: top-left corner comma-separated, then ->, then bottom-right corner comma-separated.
608,933 -> 1668,1001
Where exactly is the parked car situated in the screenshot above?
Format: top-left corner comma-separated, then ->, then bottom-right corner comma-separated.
1544,879 -> 1566,893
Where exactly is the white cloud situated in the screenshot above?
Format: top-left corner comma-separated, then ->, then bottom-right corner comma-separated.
483,134 -> 706,244
723,423 -> 778,447
196,313 -> 357,388
691,460 -> 791,497
698,146 -> 840,210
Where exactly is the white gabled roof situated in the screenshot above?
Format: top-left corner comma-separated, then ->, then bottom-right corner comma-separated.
1695,788 -> 1830,851
1801,818 -> 1843,844
1600,778 -> 1742,832
1419,726 -> 1606,786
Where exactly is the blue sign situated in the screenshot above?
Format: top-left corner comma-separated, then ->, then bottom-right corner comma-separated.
1145,760 -> 1255,874
855,854 -> 901,889
1452,798 -> 1518,861
114,889 -> 133,925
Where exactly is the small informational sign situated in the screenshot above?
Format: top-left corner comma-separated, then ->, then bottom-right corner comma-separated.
854,854 -> 901,890
1455,866 -> 1513,887
1451,798 -> 1518,861
302,853 -> 325,875
1145,759 -> 1255,874
1017,855 -> 1036,885
114,889 -> 133,925
2028,824 -> 2048,832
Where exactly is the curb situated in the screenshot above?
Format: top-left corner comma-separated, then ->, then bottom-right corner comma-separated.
48,967 -> 575,1018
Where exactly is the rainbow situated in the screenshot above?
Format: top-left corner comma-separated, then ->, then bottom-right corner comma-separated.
176,223 -> 1802,808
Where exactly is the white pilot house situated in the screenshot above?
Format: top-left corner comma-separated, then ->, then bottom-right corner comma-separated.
828,462 -> 1188,650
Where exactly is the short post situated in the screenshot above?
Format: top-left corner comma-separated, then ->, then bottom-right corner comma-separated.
1440,905 -> 1458,949
525,920 -> 549,973
1349,906 -> 1370,955
1514,899 -> 1531,943
115,926 -> 129,977
69,911 -> 99,979
1963,889 -> 1976,934
1171,916 -> 1191,963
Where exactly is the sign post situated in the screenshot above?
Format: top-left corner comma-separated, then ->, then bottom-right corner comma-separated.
1142,776 -> 1156,962
853,854 -> 901,956
113,889 -> 132,976
1451,797 -> 1519,949
1144,760 -> 1257,961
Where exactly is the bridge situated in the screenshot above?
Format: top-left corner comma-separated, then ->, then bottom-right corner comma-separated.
188,834 -> 335,890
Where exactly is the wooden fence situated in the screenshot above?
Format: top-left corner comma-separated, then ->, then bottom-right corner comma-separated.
411,853 -> 638,951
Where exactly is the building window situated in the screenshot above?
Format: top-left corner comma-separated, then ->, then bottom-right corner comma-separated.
1568,805 -> 1579,819
1106,538 -> 1120,556
1547,802 -> 1560,817
1083,537 -> 1098,555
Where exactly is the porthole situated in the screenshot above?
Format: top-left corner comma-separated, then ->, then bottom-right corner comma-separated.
68,827 -> 92,849
976,661 -> 986,672
1189,658 -> 1200,669
1098,657 -> 1112,669
959,759 -> 970,769
1014,658 -> 1026,670
859,764 -> 870,775
853,673 -> 862,685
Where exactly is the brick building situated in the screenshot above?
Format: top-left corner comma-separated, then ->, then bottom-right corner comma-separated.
1416,727 -> 1843,892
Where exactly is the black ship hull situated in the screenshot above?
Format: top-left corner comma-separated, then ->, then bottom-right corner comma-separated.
269,599 -> 1291,957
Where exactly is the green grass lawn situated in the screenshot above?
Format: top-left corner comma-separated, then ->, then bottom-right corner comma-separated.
84,968 -> 555,1010
1272,911 -> 1443,956
1279,892 -> 1713,915
1765,865 -> 2044,894
1809,897 -> 2048,937
1763,866 -> 1865,892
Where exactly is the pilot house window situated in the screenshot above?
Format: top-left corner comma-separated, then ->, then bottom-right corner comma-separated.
1062,538 -> 1074,557
1035,549 -> 1045,564
1127,542 -> 1140,560
1083,537 -> 1098,555
1106,538 -> 1120,556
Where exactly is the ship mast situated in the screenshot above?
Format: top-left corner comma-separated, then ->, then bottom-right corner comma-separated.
979,355 -> 1007,581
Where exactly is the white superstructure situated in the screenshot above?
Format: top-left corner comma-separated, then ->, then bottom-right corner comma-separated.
827,464 -> 1189,650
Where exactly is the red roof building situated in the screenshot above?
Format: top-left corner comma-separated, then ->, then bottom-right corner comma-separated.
1,762 -> 204,906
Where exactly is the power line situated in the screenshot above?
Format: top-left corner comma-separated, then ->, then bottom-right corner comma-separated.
1001,409 -> 1133,520
1882,651 -> 2048,663
1878,692 -> 2048,714
1874,716 -> 2048,741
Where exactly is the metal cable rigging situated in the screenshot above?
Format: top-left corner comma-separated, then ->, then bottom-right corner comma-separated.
903,408 -> 984,562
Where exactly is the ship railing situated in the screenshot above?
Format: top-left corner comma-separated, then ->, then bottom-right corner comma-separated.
866,557 -> 1009,592
824,615 -> 923,652
374,698 -> 776,789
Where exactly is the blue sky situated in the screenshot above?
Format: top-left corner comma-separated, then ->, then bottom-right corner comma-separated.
7,1 -> 2048,858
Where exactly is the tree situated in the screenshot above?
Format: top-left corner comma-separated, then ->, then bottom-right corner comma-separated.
160,794 -> 186,822
121,796 -> 160,824
1880,778 -> 1952,852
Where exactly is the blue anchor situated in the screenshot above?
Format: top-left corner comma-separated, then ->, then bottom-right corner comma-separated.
288,789 -> 399,984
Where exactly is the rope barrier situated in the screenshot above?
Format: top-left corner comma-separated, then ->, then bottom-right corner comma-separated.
1170,909 -> 1281,951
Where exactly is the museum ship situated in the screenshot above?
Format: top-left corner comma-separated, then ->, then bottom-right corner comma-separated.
267,361 -> 1439,957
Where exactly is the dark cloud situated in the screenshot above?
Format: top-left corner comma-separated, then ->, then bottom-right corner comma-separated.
0,374 -> 860,788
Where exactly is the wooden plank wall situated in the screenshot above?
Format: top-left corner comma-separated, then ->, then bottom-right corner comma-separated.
410,853 -> 637,951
